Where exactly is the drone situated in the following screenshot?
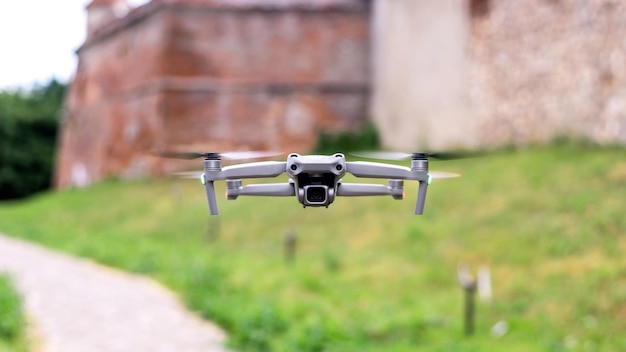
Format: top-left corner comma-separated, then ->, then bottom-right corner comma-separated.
161,151 -> 462,215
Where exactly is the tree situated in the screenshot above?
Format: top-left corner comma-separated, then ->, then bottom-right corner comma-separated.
0,79 -> 66,200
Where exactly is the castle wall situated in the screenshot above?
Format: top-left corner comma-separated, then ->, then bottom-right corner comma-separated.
371,0 -> 626,151
158,5 -> 370,151
469,0 -> 626,146
158,85 -> 366,153
165,7 -> 369,84
56,7 -> 170,188
371,0 -> 471,151
55,0 -> 370,188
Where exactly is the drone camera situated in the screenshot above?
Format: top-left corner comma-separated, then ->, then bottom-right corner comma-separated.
303,185 -> 329,206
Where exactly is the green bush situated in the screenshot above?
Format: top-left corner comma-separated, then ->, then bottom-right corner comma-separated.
0,80 -> 65,200
312,122 -> 380,155
0,274 -> 25,344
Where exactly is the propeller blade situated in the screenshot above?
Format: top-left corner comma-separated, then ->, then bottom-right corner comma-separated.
352,151 -> 412,160
429,171 -> 461,179
427,151 -> 483,160
353,150 -> 482,161
156,150 -> 282,160
157,151 -> 206,160
174,171 -> 203,179
220,151 -> 283,160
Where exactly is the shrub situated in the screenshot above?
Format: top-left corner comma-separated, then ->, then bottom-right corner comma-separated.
312,121 -> 380,155
0,80 -> 65,200
0,274 -> 25,342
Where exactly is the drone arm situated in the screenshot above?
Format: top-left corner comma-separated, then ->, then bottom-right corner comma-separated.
214,161 -> 287,180
346,161 -> 415,180
227,183 -> 295,198
415,181 -> 428,215
336,183 -> 403,199
205,181 -> 219,215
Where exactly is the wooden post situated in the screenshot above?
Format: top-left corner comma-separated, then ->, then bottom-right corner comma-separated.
464,283 -> 477,335
457,264 -> 477,336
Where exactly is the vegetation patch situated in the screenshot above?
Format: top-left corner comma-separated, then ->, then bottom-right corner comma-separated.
0,144 -> 625,351
312,122 -> 380,155
0,274 -> 27,352
0,80 -> 66,200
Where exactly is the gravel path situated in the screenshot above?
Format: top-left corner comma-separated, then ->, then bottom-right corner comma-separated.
0,234 -> 230,352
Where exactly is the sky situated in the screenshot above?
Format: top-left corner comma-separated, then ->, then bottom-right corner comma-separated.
0,0 -> 149,90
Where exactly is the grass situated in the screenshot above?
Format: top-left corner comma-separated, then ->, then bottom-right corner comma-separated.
0,275 -> 26,352
0,144 -> 625,351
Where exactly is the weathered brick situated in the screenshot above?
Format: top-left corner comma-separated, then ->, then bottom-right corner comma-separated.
55,0 -> 370,188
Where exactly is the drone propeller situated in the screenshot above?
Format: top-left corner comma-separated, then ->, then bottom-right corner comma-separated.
174,171 -> 203,179
352,151 -> 480,161
429,171 -> 461,179
157,150 -> 283,160
175,168 -> 460,180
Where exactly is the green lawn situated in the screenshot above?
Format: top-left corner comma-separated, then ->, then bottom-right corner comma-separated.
0,144 -> 625,351
0,275 -> 26,352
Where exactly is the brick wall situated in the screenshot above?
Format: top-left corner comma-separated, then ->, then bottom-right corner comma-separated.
55,0 -> 370,188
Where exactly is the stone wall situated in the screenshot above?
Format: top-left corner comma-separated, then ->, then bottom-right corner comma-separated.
371,0 -> 626,151
55,0 -> 370,188
58,0 -> 626,188
469,0 -> 626,146
371,0 -> 471,151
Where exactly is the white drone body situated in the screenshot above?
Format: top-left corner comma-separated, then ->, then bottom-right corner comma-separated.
178,152 -> 459,215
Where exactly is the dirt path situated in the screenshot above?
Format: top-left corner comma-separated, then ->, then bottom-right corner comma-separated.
0,234 -> 230,352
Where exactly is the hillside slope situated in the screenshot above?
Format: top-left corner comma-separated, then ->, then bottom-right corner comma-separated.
1,145 -> 625,351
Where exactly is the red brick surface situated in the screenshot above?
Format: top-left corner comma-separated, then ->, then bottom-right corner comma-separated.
56,0 -> 370,188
